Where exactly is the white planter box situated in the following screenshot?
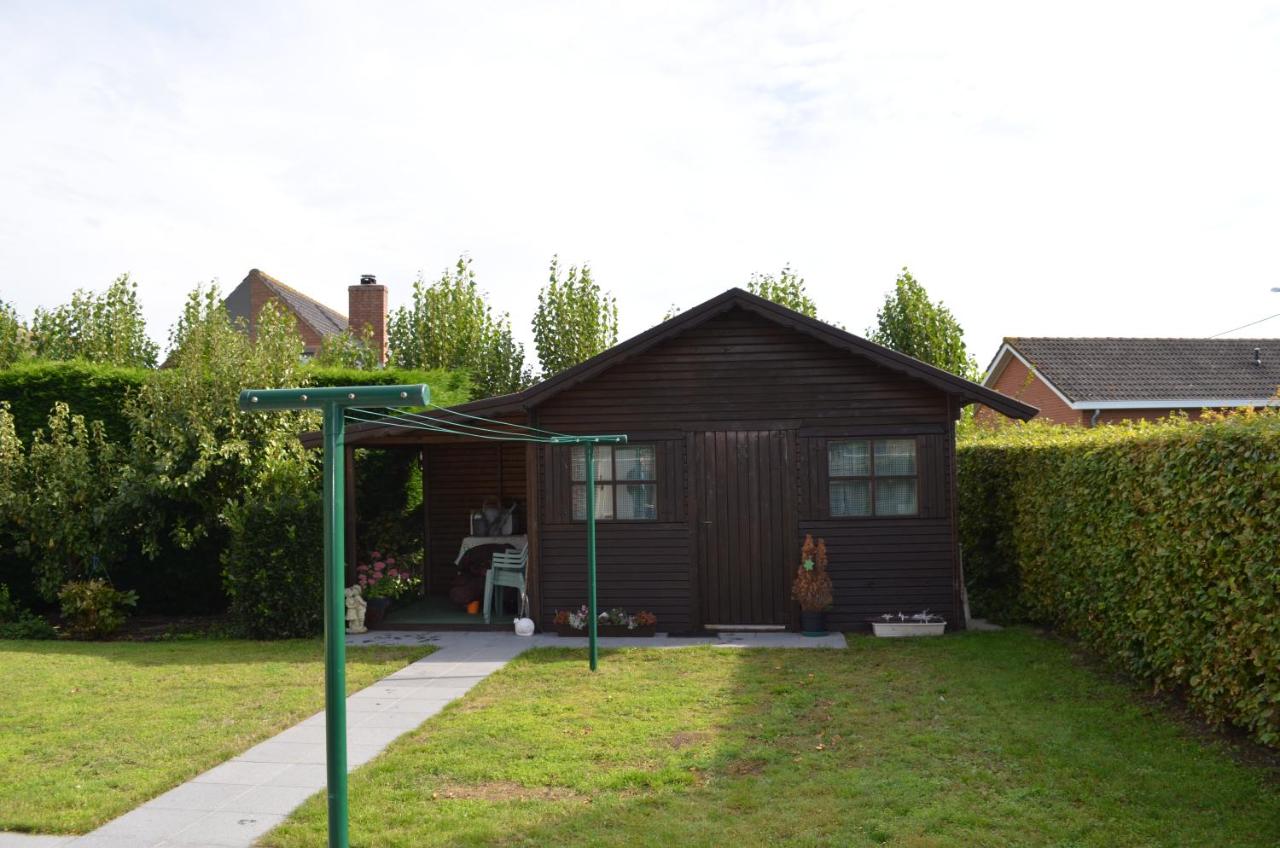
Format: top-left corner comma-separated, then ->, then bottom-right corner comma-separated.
871,620 -> 946,638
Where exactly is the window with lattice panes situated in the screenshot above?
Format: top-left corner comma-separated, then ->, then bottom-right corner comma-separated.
827,438 -> 917,517
571,444 -> 657,521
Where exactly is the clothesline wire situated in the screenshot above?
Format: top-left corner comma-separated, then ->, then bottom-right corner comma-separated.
342,409 -> 555,444
357,406 -> 557,442
425,400 -> 573,438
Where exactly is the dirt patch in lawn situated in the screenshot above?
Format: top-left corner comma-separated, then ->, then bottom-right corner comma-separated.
668,730 -> 710,750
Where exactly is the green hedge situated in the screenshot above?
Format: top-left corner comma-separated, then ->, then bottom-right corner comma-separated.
0,361 -> 149,442
958,416 -> 1280,746
306,365 -> 472,407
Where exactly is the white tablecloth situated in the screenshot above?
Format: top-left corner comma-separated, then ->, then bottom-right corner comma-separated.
453,535 -> 528,565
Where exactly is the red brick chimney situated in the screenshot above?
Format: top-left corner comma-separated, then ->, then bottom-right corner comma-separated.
348,274 -> 388,366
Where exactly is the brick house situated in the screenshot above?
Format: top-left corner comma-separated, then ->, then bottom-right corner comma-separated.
977,337 -> 1280,425
222,269 -> 388,364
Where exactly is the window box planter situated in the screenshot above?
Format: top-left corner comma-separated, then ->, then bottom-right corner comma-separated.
552,606 -> 657,637
871,612 -> 946,638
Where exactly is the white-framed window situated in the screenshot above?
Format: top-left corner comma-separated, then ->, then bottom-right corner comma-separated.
827,438 -> 918,517
571,444 -> 657,521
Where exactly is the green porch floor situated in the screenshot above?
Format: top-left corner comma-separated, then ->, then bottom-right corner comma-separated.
382,594 -> 514,627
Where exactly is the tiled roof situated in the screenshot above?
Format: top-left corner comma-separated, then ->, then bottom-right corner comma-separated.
999,337 -> 1280,402
231,269 -> 347,337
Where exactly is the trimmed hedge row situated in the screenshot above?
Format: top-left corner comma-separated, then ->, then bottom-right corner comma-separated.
0,361 -> 148,442
0,362 -> 472,445
958,415 -> 1280,746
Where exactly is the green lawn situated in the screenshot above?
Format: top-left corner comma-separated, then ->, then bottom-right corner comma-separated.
0,639 -> 434,834
265,630 -> 1279,848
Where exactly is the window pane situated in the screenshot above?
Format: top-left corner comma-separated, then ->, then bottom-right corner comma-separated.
874,439 -> 916,476
828,440 -> 870,477
572,484 -> 614,520
875,478 -> 917,515
830,480 -> 871,517
571,445 -> 613,481
616,483 -> 657,520
615,445 -> 655,480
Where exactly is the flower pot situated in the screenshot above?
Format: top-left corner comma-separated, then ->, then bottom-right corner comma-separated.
870,619 -> 946,638
800,609 -> 827,637
365,597 -> 393,629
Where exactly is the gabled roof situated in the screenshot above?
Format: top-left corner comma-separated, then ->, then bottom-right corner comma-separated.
451,287 -> 1036,421
227,269 -> 347,338
985,337 -> 1280,408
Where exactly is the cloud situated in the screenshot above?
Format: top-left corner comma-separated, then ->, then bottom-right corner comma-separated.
1,1 -> 1279,366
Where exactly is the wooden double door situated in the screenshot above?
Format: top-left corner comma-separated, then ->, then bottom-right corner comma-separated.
690,430 -> 795,627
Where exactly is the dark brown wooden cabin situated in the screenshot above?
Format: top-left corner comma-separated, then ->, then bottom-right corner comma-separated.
335,288 -> 1036,632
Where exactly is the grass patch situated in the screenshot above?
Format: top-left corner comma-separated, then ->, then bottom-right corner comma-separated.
0,638 -> 434,833
265,629 -> 1279,848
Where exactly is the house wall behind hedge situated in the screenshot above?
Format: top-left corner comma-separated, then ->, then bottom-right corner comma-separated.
958,416 -> 1280,747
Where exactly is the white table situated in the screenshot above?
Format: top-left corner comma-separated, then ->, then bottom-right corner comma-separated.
454,535 -> 528,565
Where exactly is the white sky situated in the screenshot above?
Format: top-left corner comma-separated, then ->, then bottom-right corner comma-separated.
2,2 -> 1279,369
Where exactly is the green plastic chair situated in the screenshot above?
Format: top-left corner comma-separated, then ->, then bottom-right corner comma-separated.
484,547 -> 528,624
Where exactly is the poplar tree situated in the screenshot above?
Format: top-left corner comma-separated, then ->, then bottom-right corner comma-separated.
746,264 -> 817,318
868,267 -> 978,380
386,257 -> 530,396
29,274 -> 158,367
532,256 -> 619,377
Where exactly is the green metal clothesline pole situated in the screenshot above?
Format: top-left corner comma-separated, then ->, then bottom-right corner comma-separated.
585,442 -> 598,671
549,434 -> 627,672
239,384 -> 430,848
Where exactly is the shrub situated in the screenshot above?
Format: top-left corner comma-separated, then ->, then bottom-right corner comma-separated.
17,403 -> 123,600
222,442 -> 323,638
958,414 -> 1280,747
58,579 -> 137,639
0,583 -> 56,640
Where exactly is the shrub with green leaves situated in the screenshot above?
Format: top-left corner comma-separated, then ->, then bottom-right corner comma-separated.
57,579 -> 137,639
15,403 -> 122,601
0,583 -> 56,640
958,414 -> 1280,747
221,441 -> 323,638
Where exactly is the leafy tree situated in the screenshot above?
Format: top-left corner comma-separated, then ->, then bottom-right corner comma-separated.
0,300 -> 31,368
12,403 -> 122,600
314,323 -> 380,370
387,257 -> 530,396
868,267 -> 979,380
30,274 -> 158,367
746,265 -> 817,318
119,287 -> 308,570
532,256 -> 619,376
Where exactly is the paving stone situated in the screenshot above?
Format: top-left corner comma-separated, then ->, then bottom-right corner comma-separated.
92,807 -> 196,839
262,763 -> 329,789
238,741 -> 327,765
216,785 -> 318,817
167,811 -> 285,847
0,835 -> 73,848
144,782 -> 250,812
191,760 -> 292,786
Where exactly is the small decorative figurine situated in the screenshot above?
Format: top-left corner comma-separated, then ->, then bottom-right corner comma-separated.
345,584 -> 368,633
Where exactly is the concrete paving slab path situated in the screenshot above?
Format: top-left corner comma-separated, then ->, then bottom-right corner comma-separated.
8,629 -> 845,848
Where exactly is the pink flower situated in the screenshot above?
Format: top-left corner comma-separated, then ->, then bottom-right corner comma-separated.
388,569 -> 399,578
370,551 -> 382,559
374,561 -> 385,572
386,558 -> 396,565
357,576 -> 368,586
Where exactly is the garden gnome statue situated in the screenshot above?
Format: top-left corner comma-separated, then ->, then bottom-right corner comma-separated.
345,585 -> 368,634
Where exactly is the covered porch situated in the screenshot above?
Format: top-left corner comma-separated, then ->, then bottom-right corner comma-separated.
341,418 -> 539,631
